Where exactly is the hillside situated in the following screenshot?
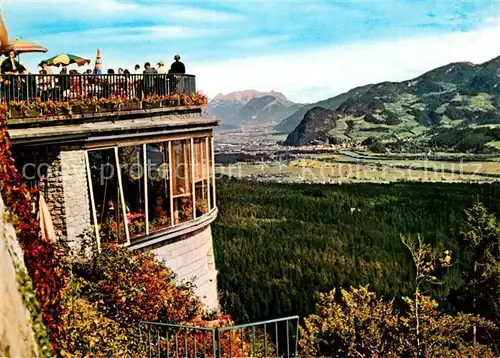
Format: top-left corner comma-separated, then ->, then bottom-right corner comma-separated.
274,84 -> 373,133
207,90 -> 302,126
284,56 -> 500,153
283,107 -> 340,146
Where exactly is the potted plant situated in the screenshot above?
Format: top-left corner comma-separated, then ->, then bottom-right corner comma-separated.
162,93 -> 180,107
143,94 -> 162,109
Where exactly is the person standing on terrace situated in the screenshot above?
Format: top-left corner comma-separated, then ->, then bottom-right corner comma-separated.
38,61 -> 53,75
156,60 -> 166,95
1,50 -> 21,74
168,54 -> 185,74
142,62 -> 156,97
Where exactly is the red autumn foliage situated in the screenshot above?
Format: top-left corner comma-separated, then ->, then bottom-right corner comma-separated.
0,103 -> 68,351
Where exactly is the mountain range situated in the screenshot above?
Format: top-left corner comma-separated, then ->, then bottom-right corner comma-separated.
283,55 -> 500,152
206,90 -> 302,126
207,55 -> 500,153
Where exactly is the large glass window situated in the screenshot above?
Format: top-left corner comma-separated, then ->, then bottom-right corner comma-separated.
171,139 -> 193,224
118,145 -> 146,239
88,149 -> 127,245
147,143 -> 172,232
86,135 -> 214,248
194,137 -> 210,216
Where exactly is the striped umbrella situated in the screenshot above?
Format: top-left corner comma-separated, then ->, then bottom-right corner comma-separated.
43,53 -> 90,67
2,39 -> 47,54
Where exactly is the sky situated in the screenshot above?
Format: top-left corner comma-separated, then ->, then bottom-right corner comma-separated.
2,0 -> 500,103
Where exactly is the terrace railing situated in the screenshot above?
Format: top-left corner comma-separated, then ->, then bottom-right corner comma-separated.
0,73 -> 196,104
139,316 -> 300,357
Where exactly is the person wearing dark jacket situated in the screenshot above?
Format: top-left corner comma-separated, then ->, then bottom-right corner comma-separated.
1,50 -> 21,74
1,50 -> 23,100
168,54 -> 185,74
168,55 -> 186,93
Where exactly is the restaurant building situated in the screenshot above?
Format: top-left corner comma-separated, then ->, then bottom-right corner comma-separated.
6,73 -> 220,311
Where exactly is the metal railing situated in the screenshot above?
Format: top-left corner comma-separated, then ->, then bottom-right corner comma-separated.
0,73 -> 196,104
139,316 -> 299,357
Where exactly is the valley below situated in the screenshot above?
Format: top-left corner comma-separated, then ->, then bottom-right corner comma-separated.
214,123 -> 500,184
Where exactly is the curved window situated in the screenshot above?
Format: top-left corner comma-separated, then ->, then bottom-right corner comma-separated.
86,135 -> 215,249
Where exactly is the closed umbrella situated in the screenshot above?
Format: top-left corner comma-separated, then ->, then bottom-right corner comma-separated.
94,48 -> 102,74
43,53 -> 91,67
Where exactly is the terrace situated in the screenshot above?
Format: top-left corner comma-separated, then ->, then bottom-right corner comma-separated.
2,72 -> 207,126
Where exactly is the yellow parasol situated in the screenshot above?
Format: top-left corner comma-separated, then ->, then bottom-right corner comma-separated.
43,53 -> 91,67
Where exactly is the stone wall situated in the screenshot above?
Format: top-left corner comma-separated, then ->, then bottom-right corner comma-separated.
37,148 -> 91,258
60,150 -> 92,256
149,225 -> 219,312
0,197 -> 41,357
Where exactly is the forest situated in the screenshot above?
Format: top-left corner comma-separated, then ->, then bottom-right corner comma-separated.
212,177 -> 500,325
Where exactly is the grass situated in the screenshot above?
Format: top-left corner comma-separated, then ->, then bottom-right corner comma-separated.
216,153 -> 500,183
467,93 -> 495,111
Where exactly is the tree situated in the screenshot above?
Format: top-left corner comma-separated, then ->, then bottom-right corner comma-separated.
299,235 -> 497,357
460,203 -> 500,348
299,286 -> 403,357
400,234 -> 452,352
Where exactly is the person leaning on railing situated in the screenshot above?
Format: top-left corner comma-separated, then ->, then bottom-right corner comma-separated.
1,50 -> 23,101
142,62 -> 157,97
168,54 -> 186,94
37,69 -> 55,101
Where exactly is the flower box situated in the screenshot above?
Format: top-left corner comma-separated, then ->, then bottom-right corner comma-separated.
100,103 -> 116,113
143,102 -> 162,110
119,102 -> 141,112
71,106 -> 97,115
9,108 -> 41,119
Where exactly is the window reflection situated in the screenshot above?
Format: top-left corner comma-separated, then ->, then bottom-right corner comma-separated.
119,145 -> 146,238
194,137 -> 209,216
208,137 -> 215,210
171,139 -> 193,224
88,149 -> 127,245
147,143 -> 172,232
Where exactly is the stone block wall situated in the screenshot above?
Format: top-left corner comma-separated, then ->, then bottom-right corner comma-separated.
0,197 -> 40,357
60,150 -> 92,255
35,148 -> 91,258
150,225 -> 219,312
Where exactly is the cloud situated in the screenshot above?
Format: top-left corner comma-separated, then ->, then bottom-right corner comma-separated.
229,34 -> 292,49
30,25 -> 225,44
192,18 -> 500,103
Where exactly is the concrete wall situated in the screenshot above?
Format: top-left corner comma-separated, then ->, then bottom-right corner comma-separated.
0,198 -> 40,357
149,225 -> 219,312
